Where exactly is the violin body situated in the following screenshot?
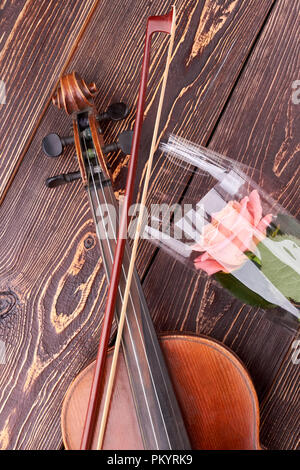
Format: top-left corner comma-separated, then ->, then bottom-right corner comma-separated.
62,334 -> 260,450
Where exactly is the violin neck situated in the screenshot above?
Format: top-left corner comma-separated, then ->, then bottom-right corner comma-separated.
87,180 -> 191,450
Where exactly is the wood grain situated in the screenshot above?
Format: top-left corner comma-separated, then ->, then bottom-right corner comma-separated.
141,0 -> 299,450
0,0 -> 98,204
0,0 -> 297,450
0,1 -> 26,52
260,336 -> 300,450
209,0 -> 300,217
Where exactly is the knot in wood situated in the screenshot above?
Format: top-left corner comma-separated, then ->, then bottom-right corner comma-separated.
84,235 -> 96,250
0,291 -> 17,319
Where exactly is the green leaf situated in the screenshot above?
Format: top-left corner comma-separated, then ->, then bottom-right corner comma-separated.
245,250 -> 262,268
258,234 -> 300,303
214,272 -> 275,308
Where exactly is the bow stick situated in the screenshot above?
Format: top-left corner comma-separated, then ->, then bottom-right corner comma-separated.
80,7 -> 176,450
96,8 -> 176,450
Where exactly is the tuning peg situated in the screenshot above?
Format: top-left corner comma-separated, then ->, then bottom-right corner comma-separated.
102,130 -> 133,155
45,171 -> 81,188
97,102 -> 130,122
42,133 -> 74,158
78,102 -> 130,128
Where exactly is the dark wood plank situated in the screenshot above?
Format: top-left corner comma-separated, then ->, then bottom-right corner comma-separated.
0,0 -> 276,449
209,0 -> 300,218
0,0 -> 98,204
0,0 -> 27,52
142,0 -> 299,450
260,335 -> 300,450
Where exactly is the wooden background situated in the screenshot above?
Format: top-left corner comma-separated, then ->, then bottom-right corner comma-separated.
0,0 -> 299,449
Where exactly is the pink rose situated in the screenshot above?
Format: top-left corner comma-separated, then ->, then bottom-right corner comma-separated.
192,190 -> 272,275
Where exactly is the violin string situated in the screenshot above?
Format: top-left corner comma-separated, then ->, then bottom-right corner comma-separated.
92,170 -> 162,450
86,172 -> 159,450
83,132 -> 168,449
86,160 -> 160,450
96,170 -> 173,450
102,185 -> 183,450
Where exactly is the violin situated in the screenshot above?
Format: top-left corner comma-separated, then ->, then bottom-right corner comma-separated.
42,9 -> 260,450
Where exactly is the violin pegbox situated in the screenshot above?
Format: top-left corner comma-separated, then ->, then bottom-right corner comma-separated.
42,71 -> 133,188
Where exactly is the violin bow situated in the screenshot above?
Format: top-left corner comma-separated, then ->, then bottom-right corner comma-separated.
96,9 -> 176,450
80,7 -> 176,450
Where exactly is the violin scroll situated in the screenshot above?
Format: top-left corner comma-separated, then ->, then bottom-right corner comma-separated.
52,72 -> 97,114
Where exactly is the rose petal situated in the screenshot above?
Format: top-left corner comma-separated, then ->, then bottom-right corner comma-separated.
199,252 -> 209,261
256,213 -> 272,237
193,256 -> 223,275
239,196 -> 249,207
192,190 -> 272,276
192,222 -> 225,252
248,190 -> 262,226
